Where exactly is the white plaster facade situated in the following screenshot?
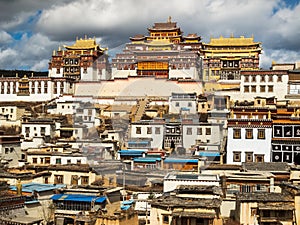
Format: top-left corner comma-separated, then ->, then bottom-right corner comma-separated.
129,120 -> 164,149
163,172 -> 220,193
226,123 -> 272,164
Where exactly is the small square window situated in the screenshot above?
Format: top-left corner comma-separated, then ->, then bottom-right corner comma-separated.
187,127 -> 192,135
233,152 -> 241,162
268,76 -> 273,82
233,129 -> 241,139
277,75 -> 282,82
246,129 -> 253,139
147,127 -> 152,134
258,129 -> 265,139
268,85 -> 273,92
255,154 -> 264,162
245,152 -> 253,162
136,127 -> 141,134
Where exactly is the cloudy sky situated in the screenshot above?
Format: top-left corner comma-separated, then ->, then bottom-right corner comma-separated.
0,0 -> 299,71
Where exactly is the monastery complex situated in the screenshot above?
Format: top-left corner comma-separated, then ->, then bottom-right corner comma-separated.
0,18 -> 300,225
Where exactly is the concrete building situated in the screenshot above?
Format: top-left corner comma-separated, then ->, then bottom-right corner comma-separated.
150,185 -> 223,225
235,192 -> 295,225
226,107 -> 273,164
0,131 -> 22,167
25,144 -> 87,166
169,92 -> 198,114
163,171 -> 220,193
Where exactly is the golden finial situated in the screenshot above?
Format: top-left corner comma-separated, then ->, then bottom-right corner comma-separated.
268,110 -> 271,119
16,72 -> 18,77
85,34 -> 87,40
230,110 -> 234,118
230,33 -> 234,38
168,16 -> 171,23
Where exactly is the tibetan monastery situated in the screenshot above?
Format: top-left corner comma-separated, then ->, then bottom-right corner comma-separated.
202,35 -> 262,82
111,17 -> 203,80
48,36 -> 110,81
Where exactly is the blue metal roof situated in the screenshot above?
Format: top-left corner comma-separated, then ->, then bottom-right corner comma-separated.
164,158 -> 198,163
122,199 -> 134,205
10,183 -> 66,193
51,194 -> 106,203
118,149 -> 146,156
198,152 -> 220,157
121,205 -> 131,210
181,107 -> 191,111
133,157 -> 161,163
128,141 -> 150,144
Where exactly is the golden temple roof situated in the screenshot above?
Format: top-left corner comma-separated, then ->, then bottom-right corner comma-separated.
205,35 -> 261,46
146,40 -> 172,46
64,36 -> 103,50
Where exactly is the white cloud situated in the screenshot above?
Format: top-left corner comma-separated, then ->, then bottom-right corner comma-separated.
0,48 -> 19,68
261,49 -> 300,68
0,30 -> 13,44
30,59 -> 49,71
0,0 -> 299,70
0,33 -> 59,70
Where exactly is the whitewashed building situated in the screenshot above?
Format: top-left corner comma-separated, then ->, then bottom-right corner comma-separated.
226,107 -> 273,164
169,92 -> 198,114
129,119 -> 165,149
0,132 -> 22,167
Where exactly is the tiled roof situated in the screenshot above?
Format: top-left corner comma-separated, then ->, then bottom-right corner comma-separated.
236,192 -> 293,202
151,195 -> 221,208
243,162 -> 290,172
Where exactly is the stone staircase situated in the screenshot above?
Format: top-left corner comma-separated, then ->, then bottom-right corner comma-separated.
134,98 -> 148,121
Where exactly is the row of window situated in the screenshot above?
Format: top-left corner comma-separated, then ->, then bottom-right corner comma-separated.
175,102 -> 193,107
136,127 -> 161,134
25,127 -> 46,137
4,147 -> 15,154
233,128 -> 265,139
54,175 -> 88,185
186,127 -> 211,135
244,75 -> 282,83
135,127 -> 212,135
0,81 -> 66,95
32,157 -> 82,165
244,85 -> 274,93
233,152 -> 265,162
227,183 -> 268,193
